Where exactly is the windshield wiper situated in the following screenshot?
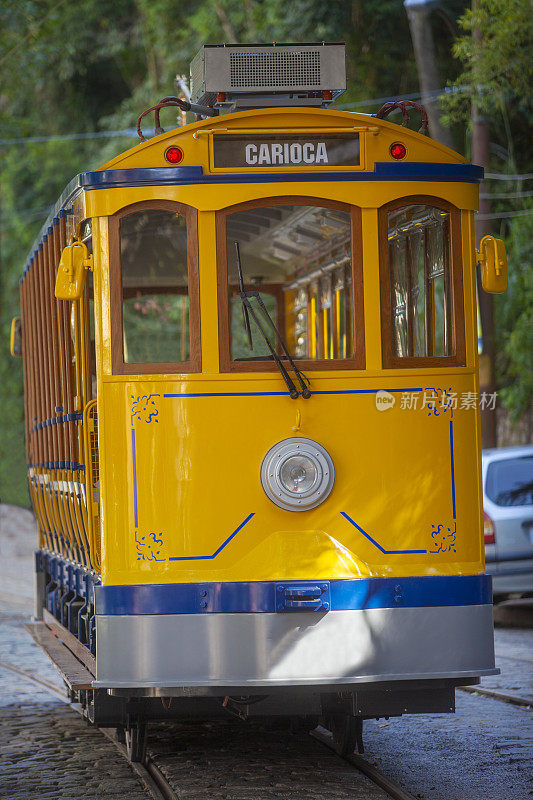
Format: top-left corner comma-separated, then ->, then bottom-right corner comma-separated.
234,241 -> 311,400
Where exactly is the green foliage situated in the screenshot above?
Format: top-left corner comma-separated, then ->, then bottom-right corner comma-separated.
446,0 -> 533,120
495,211 -> 533,419
230,294 -> 277,360
123,295 -> 190,363
0,0 -> 530,503
443,0 -> 533,422
442,0 -> 532,164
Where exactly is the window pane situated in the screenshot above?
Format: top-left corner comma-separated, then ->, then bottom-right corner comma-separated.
230,292 -> 277,360
226,204 -> 354,362
387,205 -> 453,358
120,209 -> 189,363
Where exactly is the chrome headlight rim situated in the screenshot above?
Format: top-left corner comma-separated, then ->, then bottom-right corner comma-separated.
260,437 -> 335,512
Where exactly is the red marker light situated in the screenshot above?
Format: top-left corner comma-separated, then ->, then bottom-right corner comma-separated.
164,146 -> 184,164
390,142 -> 407,160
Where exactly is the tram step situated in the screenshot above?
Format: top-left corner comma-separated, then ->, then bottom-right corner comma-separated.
42,609 -> 96,674
25,622 -> 94,690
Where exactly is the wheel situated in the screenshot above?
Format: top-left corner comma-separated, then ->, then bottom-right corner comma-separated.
327,714 -> 363,756
125,722 -> 147,762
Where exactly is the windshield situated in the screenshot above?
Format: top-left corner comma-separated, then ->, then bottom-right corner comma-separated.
224,202 -> 359,366
485,456 -> 533,507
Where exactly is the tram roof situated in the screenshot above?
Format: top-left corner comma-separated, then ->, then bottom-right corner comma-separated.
21,107 -> 481,277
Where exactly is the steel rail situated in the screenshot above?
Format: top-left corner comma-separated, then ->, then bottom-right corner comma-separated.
458,685 -> 532,708
143,758 -> 179,800
0,657 -> 171,800
99,729 -> 175,800
12,651 -> 528,799
311,726 -> 419,800
0,659 -> 68,702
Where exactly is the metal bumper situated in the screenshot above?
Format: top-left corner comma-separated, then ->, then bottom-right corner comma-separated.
94,603 -> 497,689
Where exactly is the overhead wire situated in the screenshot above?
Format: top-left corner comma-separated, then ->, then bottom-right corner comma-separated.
0,85 -> 530,229
480,190 -> 533,199
485,173 -> 533,181
477,209 -> 533,220
0,130 -> 138,146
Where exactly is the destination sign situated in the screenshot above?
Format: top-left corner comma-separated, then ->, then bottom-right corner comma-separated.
212,133 -> 360,169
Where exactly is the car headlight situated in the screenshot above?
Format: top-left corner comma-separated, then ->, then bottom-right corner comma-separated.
260,437 -> 335,511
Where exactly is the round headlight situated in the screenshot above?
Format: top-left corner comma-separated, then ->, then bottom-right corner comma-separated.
260,437 -> 335,512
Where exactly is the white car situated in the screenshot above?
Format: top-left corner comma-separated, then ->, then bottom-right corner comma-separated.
482,445 -> 533,597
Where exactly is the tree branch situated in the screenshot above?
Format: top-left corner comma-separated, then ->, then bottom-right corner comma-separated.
213,2 -> 238,43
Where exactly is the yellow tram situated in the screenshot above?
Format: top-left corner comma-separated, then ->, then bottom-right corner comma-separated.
13,43 -> 508,761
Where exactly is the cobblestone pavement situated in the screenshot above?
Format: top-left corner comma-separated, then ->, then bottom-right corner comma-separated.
362,690 -> 532,800
147,720 -> 389,800
0,608 -> 150,800
486,627 -> 533,702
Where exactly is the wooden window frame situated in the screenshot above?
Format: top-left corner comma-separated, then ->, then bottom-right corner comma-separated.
378,195 -> 466,369
109,200 -> 201,375
216,196 -> 365,373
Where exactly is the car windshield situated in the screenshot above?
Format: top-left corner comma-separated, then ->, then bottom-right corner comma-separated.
485,456 -> 533,507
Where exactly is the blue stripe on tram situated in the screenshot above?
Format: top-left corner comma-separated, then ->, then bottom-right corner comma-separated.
95,574 -> 492,615
78,162 -> 484,191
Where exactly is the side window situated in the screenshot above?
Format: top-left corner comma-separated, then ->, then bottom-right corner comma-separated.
382,202 -> 464,364
121,209 -> 189,363
220,202 -> 363,370
111,203 -> 200,373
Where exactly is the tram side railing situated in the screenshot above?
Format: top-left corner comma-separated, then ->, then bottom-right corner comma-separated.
83,399 -> 101,569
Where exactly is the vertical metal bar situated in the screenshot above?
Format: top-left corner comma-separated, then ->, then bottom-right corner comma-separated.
83,399 -> 100,569
53,221 -> 84,565
443,215 -> 453,356
69,219 -> 93,565
75,290 -> 92,565
58,216 -> 75,468
28,253 -> 49,545
19,276 -> 30,462
317,280 -> 325,361
58,216 -> 89,566
34,246 -> 61,553
25,262 -> 49,549
41,237 -> 69,559
21,272 -> 46,550
308,289 -> 316,359
43,234 -> 68,557
405,235 -> 415,358
26,262 -> 41,462
423,227 -> 432,357
344,263 -> 352,359
47,229 -> 78,563
332,275 -> 339,360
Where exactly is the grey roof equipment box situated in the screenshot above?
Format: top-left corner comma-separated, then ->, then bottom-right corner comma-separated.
189,43 -> 346,111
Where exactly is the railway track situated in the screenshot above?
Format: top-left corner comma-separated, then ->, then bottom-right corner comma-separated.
0,660 -> 166,800
457,684 -> 532,708
0,658 -> 414,799
143,721 -> 419,800
311,726 -> 418,800
0,659 -> 68,702
2,657 -> 531,800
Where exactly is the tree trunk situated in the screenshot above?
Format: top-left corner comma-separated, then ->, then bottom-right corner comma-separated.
404,1 -> 455,149
472,14 -> 497,448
